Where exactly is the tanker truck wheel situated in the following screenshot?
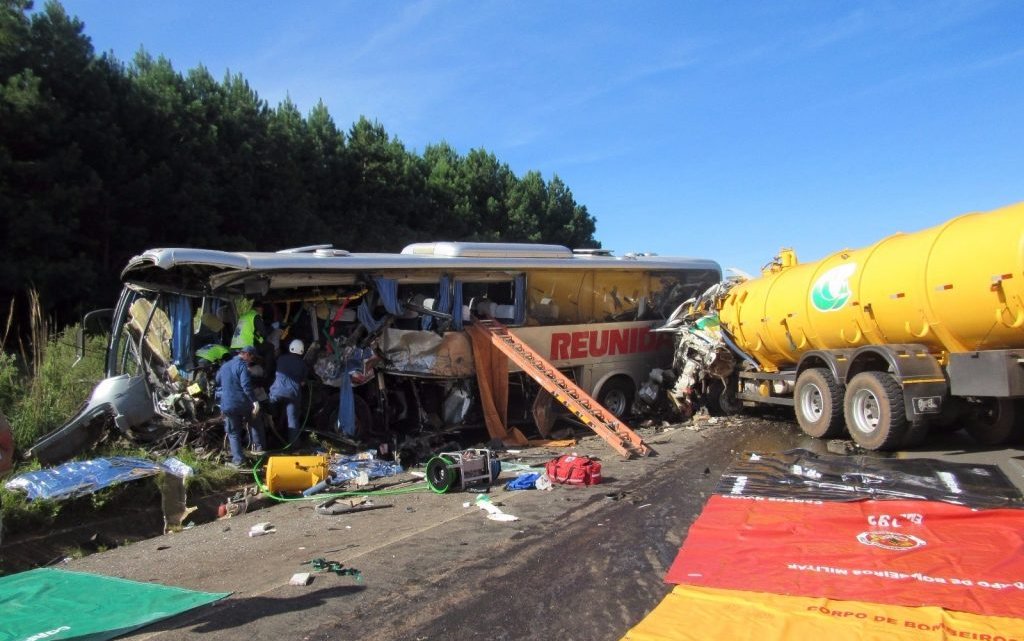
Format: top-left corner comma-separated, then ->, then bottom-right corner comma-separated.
843,371 -> 907,451
965,398 -> 1023,446
704,378 -> 742,416
794,368 -> 845,438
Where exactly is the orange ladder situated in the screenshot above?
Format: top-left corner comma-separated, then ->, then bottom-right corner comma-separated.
475,318 -> 652,459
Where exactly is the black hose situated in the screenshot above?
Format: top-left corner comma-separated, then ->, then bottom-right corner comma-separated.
721,328 -> 760,369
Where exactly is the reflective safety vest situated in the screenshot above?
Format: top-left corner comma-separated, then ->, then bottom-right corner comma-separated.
195,343 -> 230,364
230,310 -> 263,349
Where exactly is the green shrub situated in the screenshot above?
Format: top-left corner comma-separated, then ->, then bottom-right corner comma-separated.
0,471 -> 61,533
173,448 -> 240,493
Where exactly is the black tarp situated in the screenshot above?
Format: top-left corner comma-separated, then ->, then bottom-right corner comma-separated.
715,449 -> 1023,509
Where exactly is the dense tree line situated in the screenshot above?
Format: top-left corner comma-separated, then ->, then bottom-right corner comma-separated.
0,1 -> 598,329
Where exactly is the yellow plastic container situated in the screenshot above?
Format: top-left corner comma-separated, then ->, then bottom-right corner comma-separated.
264,455 -> 330,494
720,201 -> 1024,371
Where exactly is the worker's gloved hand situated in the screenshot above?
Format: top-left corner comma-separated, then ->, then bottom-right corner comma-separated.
251,401 -> 261,417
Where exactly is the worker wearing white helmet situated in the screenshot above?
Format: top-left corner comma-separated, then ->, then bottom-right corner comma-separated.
269,338 -> 309,445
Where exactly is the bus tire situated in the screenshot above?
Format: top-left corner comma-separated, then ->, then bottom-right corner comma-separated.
844,371 -> 907,451
794,368 -> 845,438
597,377 -> 635,419
966,398 -> 1023,446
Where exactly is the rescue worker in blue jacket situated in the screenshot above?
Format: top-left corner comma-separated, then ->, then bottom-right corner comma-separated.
270,339 -> 309,445
216,345 -> 265,467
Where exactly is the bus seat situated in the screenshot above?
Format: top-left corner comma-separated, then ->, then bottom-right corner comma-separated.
531,298 -> 560,323
494,304 -> 515,320
475,300 -> 498,318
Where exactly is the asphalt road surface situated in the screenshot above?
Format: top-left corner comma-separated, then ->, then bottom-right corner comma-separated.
66,414 -> 1024,641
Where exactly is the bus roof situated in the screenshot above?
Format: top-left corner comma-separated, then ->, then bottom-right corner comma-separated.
122,245 -> 722,294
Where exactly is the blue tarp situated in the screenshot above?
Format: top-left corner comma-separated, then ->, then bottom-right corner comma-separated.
329,451 -> 404,482
504,473 -> 541,490
4,456 -> 192,502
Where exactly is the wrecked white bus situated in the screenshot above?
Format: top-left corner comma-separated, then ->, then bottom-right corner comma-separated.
28,242 -> 720,464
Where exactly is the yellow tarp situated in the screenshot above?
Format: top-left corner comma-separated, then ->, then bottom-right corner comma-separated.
622,585 -> 1024,641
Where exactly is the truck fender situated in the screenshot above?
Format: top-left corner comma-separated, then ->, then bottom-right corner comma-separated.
795,349 -> 856,384
846,344 -> 948,421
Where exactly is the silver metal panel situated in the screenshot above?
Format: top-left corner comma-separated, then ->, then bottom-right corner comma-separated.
948,350 -> 1024,397
401,242 -> 573,259
122,244 -> 723,288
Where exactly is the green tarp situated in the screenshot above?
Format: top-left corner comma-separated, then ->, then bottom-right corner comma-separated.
0,568 -> 229,641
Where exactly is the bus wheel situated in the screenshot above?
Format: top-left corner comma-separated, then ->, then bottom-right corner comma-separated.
597,378 -> 635,419
966,398 -> 1023,446
793,368 -> 844,438
843,371 -> 907,451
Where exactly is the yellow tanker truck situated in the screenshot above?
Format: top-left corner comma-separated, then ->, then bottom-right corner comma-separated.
660,201 -> 1024,450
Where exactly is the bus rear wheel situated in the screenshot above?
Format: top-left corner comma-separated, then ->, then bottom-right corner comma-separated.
793,368 -> 844,438
597,378 -> 635,419
843,371 -> 907,451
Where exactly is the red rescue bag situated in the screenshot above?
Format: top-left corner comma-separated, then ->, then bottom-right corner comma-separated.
545,454 -> 602,486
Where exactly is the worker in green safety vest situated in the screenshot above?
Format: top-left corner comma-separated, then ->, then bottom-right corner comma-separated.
230,309 -> 265,350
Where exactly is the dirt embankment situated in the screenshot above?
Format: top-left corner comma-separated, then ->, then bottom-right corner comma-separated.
1,480 -> 247,574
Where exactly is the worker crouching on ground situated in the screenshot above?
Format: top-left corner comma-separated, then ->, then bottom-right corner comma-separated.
216,345 -> 266,467
270,339 -> 309,446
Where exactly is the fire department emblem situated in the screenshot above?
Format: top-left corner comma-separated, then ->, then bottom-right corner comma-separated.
857,531 -> 927,551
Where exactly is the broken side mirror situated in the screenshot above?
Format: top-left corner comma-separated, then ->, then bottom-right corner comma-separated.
74,308 -> 113,368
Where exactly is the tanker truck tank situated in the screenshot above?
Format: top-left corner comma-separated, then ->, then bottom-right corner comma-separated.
660,201 -> 1024,451
718,201 -> 1024,372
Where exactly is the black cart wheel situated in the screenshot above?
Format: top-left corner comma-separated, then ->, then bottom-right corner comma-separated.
425,455 -> 457,494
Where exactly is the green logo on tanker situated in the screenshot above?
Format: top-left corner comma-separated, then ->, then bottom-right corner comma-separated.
810,263 -> 856,312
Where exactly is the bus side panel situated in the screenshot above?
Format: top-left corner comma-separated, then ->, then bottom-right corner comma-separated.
512,320 -> 674,394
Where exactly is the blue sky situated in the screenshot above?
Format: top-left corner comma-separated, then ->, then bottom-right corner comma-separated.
62,1 -> 1024,275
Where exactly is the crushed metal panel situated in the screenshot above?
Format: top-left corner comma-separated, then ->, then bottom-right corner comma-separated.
381,329 -> 475,377
25,375 -> 156,465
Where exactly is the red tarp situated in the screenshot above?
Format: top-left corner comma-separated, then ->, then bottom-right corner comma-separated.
665,495 -> 1024,618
